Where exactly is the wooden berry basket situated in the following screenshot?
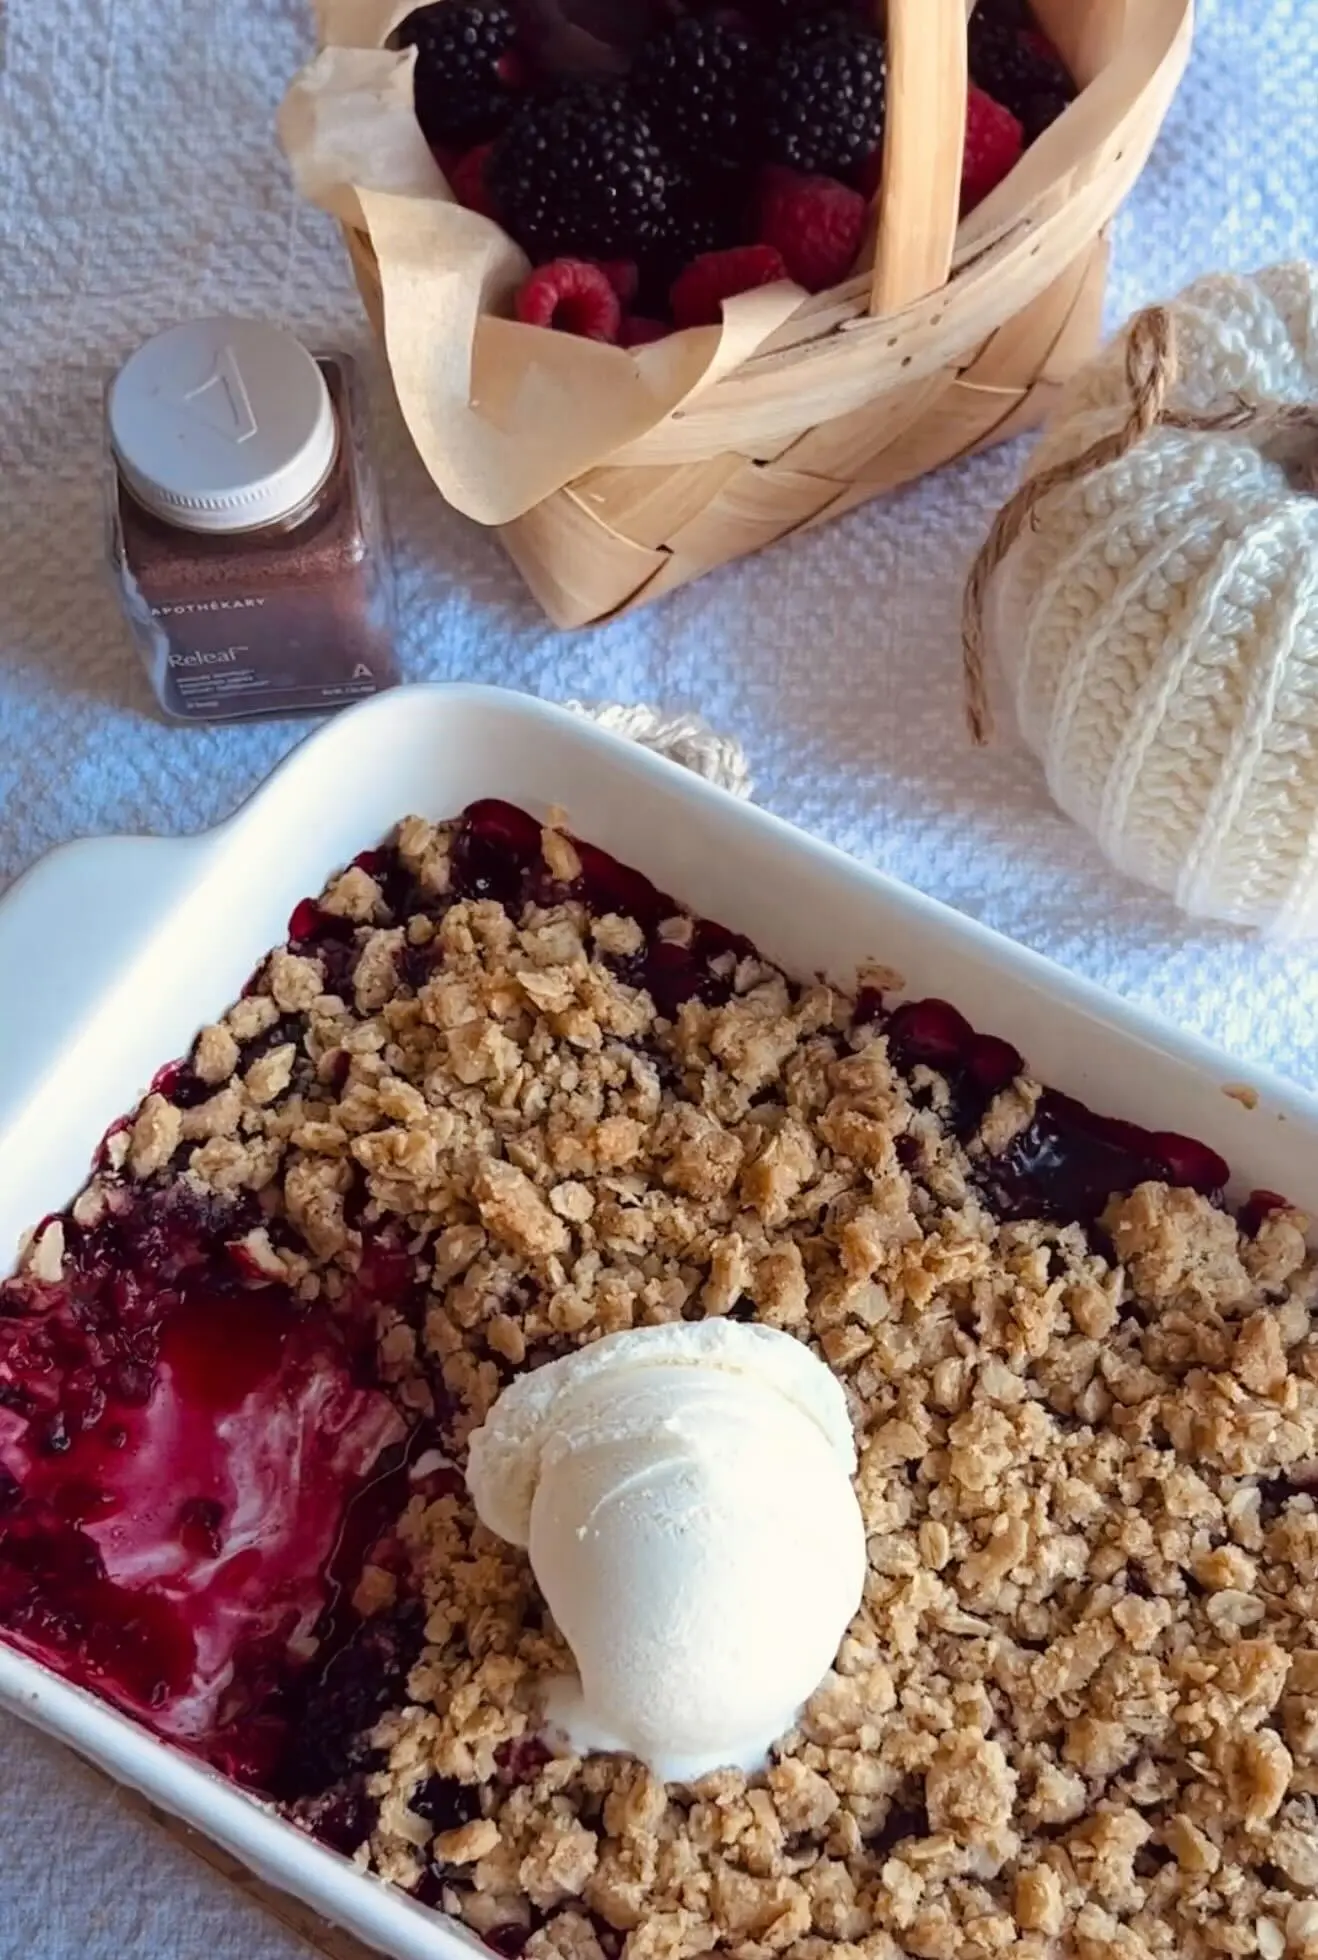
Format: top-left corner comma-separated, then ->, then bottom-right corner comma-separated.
343,0 -> 1193,628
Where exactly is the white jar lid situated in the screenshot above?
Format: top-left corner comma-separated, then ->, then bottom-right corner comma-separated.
108,317 -> 338,534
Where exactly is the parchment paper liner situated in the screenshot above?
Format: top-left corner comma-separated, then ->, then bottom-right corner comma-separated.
279,1 -> 806,526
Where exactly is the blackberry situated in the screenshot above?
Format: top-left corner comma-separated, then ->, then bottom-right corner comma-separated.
631,18 -> 766,170
288,1775 -> 380,1856
762,18 -> 886,176
395,2 -> 520,150
488,86 -> 678,262
970,0 -> 1030,26
485,1929 -> 531,1958
1016,84 -> 1073,142
967,7 -> 1073,128
277,1602 -> 425,1799
676,172 -> 751,258
411,1774 -> 482,1835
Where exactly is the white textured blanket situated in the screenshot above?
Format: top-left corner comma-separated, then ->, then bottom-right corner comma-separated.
1,0 -> 1316,1951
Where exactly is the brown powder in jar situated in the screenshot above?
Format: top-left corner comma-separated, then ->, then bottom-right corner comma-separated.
114,359 -> 397,721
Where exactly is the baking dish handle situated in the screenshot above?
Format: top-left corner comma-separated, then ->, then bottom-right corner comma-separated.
0,832 -> 213,1132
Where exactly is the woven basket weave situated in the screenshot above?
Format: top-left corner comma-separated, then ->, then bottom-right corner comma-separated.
344,0 -> 1191,627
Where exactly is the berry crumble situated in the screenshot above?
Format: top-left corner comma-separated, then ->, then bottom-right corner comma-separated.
3,800 -> 1318,1960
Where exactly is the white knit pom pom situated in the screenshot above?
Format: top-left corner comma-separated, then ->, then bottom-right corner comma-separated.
982,262 -> 1318,939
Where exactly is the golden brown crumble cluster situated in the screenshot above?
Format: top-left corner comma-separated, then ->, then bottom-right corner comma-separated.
50,814 -> 1318,1960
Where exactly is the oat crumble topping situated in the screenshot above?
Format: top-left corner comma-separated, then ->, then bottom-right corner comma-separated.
9,805 -> 1318,1960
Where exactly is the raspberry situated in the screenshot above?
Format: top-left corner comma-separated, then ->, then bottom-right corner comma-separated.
670,244 -> 789,330
448,142 -> 497,221
644,165 -> 751,299
1020,26 -> 1064,63
755,165 -> 865,293
598,260 -> 639,306
855,146 -> 883,202
515,260 -> 623,341
619,316 -> 670,347
961,86 -> 1023,212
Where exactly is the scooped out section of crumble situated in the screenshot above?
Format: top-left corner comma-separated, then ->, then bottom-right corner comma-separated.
1,798 -> 1316,1960
0,1203 -> 403,1778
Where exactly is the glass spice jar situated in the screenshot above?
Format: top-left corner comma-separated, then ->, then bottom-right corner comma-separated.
105,316 -> 399,722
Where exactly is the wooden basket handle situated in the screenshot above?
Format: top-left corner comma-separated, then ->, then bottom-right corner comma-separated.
868,0 -> 968,318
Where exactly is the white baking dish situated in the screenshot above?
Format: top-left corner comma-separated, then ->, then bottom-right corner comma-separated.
1,681 -> 1315,1960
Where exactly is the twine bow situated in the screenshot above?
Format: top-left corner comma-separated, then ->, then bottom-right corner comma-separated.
962,303 -> 1318,745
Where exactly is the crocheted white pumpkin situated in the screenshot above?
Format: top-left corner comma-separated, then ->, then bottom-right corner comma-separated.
986,262 -> 1318,937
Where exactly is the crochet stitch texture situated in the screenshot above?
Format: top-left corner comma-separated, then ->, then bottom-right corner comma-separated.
989,263 -> 1318,937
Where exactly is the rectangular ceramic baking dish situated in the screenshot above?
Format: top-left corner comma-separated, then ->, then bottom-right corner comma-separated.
1,681 -> 1315,1960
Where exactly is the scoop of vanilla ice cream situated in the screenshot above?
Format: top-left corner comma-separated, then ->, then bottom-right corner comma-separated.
465,1321 -> 866,1782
